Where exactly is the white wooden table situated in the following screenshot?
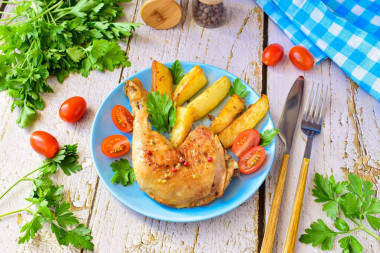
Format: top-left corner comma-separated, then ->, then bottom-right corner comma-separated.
0,1 -> 379,252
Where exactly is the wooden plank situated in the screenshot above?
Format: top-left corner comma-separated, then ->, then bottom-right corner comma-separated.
87,0 -> 265,252
0,1 -> 137,252
265,19 -> 379,252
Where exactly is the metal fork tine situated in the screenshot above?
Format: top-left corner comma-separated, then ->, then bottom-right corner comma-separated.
303,84 -> 314,121
317,84 -> 328,125
307,84 -> 318,122
312,84 -> 323,124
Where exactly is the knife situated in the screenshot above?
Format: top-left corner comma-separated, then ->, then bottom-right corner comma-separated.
260,76 -> 304,253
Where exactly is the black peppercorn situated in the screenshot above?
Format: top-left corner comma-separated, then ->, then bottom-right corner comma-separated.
193,0 -> 228,28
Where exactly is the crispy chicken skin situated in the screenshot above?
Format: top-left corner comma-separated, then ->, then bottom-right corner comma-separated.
124,78 -> 236,208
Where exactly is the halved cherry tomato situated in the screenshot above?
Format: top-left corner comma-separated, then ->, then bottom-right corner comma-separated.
262,43 -> 284,66
59,96 -> 87,123
111,105 -> 133,133
101,135 -> 130,158
289,46 -> 314,71
238,146 -> 266,174
30,131 -> 60,158
232,129 -> 261,158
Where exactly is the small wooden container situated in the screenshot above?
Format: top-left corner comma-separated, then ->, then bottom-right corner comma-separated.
141,0 -> 182,30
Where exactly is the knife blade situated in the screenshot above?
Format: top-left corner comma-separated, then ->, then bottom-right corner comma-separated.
260,76 -> 304,253
278,76 -> 304,153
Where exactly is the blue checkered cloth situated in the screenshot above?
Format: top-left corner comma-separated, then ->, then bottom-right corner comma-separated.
256,0 -> 380,101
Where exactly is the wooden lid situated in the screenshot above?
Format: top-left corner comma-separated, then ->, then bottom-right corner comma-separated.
141,0 -> 182,30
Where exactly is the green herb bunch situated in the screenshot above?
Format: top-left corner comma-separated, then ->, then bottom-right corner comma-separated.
300,173 -> 380,252
0,0 -> 140,128
0,144 -> 94,250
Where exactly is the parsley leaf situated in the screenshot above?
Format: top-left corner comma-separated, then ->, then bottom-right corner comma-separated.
299,219 -> 337,250
347,173 -> 375,198
110,158 -> 135,186
18,216 -> 44,244
146,91 -> 177,133
300,173 -> 380,252
58,144 -> 83,176
334,218 -> 349,232
169,60 -> 184,85
259,129 -> 279,147
229,78 -> 249,99
51,223 -> 93,250
54,202 -> 80,228
338,236 -> 363,253
366,214 -> 380,230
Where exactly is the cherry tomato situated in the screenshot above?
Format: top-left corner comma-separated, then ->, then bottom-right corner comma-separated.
30,131 -> 60,158
101,135 -> 130,158
289,46 -> 314,71
232,129 -> 261,158
59,96 -> 87,123
238,146 -> 266,174
111,105 -> 133,133
262,43 -> 284,66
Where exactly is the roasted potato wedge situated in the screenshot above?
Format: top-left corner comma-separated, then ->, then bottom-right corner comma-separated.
173,65 -> 207,106
170,107 -> 195,148
209,94 -> 245,134
152,60 -> 173,98
218,95 -> 269,148
186,76 -> 231,121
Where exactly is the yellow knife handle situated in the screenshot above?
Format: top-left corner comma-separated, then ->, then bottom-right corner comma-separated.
283,158 -> 310,253
261,154 -> 290,253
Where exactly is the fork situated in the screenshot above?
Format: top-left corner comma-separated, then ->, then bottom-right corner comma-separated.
283,83 -> 328,253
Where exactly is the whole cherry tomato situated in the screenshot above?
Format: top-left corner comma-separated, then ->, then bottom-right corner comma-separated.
232,129 -> 261,157
111,105 -> 133,133
289,45 -> 314,71
59,96 -> 87,123
101,135 -> 130,158
30,131 -> 60,158
262,43 -> 284,66
238,146 -> 266,174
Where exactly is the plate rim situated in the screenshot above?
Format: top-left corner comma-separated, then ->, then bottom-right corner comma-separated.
91,61 -> 276,222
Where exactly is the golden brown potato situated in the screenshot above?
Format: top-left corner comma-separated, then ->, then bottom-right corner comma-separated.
170,107 -> 195,148
209,94 -> 245,134
186,76 -> 231,121
173,65 -> 207,106
218,95 -> 269,148
152,60 -> 173,98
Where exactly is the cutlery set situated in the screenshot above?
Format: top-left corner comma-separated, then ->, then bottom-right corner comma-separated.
261,77 -> 329,253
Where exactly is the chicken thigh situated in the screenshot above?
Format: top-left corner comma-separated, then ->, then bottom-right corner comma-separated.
124,78 -> 236,208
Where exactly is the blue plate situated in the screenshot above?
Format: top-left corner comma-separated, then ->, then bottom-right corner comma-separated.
91,62 -> 276,222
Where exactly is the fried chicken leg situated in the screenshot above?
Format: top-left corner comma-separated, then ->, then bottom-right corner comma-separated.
124,78 -> 236,208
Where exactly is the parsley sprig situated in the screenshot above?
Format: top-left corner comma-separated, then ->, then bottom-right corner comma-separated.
259,129 -> 279,147
300,173 -> 380,252
0,144 -> 94,250
169,60 -> 184,85
0,0 -> 140,128
229,78 -> 249,99
110,158 -> 135,186
146,91 -> 177,133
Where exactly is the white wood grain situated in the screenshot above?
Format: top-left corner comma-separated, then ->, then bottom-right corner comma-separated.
265,19 -> 380,253
1,0 -> 379,252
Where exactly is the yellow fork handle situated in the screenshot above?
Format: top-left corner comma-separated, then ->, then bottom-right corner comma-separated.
283,158 -> 310,253
261,154 -> 289,253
